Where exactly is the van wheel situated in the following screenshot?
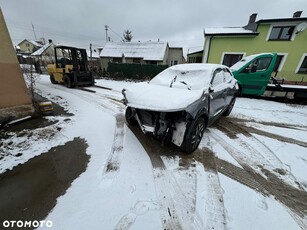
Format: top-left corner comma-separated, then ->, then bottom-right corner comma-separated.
223,96 -> 236,116
125,107 -> 137,126
181,117 -> 206,154
50,75 -> 58,84
63,75 -> 74,88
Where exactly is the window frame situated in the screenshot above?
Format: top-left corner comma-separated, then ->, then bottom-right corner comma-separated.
273,53 -> 288,72
267,25 -> 295,41
220,52 -> 246,67
296,53 -> 307,74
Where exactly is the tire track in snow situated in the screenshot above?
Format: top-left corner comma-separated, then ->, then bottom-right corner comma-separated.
103,113 -> 125,177
212,119 -> 304,191
207,129 -> 307,229
193,146 -> 227,230
128,125 -> 204,230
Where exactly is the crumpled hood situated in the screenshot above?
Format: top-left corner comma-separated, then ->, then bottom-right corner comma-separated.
123,82 -> 204,112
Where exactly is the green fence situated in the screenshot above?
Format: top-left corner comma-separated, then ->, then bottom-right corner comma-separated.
107,63 -> 168,80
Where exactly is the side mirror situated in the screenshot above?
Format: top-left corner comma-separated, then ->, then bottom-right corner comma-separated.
209,86 -> 214,93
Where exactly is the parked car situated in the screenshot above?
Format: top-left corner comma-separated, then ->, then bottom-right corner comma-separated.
122,63 -> 238,153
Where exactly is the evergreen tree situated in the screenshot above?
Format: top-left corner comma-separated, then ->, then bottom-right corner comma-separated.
123,30 -> 133,42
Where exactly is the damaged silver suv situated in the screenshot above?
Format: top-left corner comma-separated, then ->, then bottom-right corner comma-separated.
122,63 -> 238,153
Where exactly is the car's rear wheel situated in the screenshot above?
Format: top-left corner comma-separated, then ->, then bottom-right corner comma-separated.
125,107 -> 137,126
181,117 -> 206,154
223,96 -> 236,116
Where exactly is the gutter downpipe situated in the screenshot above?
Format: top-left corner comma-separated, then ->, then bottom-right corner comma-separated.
202,34 -> 212,63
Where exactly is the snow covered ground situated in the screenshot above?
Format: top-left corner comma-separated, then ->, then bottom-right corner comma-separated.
1,76 -> 307,229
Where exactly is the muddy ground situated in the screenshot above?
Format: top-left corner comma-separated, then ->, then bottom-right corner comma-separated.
0,95 -> 89,229
0,138 -> 89,226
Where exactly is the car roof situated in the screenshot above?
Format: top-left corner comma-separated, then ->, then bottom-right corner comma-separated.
168,63 -> 229,72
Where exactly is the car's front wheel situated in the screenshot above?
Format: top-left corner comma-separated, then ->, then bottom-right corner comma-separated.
50,74 -> 58,84
125,107 -> 137,126
63,75 -> 74,88
181,117 -> 206,154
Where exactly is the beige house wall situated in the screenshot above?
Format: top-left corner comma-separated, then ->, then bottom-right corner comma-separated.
0,8 -> 33,119
168,48 -> 184,66
18,40 -> 37,54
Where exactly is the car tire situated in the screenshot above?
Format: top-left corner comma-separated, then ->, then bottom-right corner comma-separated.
63,75 -> 74,88
125,107 -> 137,126
181,117 -> 206,154
223,96 -> 236,116
50,75 -> 58,84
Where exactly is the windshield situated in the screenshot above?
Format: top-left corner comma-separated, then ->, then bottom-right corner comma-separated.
150,65 -> 212,90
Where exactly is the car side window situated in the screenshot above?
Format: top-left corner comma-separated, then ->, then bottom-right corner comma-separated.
211,68 -> 225,88
244,57 -> 272,73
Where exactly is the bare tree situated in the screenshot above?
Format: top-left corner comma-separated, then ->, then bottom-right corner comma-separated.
22,60 -> 40,103
123,30 -> 133,42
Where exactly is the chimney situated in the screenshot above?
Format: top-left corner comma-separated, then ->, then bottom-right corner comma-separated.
248,13 -> 258,25
293,11 -> 302,18
48,39 -> 52,44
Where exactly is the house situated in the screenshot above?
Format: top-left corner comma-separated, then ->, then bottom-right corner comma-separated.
99,41 -> 184,71
16,39 -> 43,55
187,50 -> 203,63
86,49 -> 100,72
203,11 -> 307,84
0,8 -> 33,120
31,39 -> 55,66
167,46 -> 186,66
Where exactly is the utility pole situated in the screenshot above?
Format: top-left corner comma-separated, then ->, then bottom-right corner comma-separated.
31,22 -> 37,40
90,43 -> 93,69
105,25 -> 108,43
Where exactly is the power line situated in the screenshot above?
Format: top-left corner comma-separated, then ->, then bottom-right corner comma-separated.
107,25 -> 124,41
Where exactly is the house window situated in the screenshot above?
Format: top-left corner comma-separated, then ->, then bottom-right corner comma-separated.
133,58 -> 141,64
273,55 -> 284,72
112,58 -> 122,63
188,57 -> 196,63
269,26 -> 295,41
297,54 -> 307,74
222,53 -> 244,67
171,60 -> 178,66
147,60 -> 157,65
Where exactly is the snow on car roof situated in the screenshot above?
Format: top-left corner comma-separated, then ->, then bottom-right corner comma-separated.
100,41 -> 168,61
150,63 -> 225,90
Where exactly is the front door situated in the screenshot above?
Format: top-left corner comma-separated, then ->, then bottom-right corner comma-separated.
236,56 -> 274,95
209,68 -> 226,119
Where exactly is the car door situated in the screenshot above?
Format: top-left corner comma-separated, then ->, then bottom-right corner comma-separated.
235,55 -> 274,95
223,68 -> 236,105
209,68 -> 226,118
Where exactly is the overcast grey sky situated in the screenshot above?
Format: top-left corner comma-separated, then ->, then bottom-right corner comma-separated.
1,0 -> 306,54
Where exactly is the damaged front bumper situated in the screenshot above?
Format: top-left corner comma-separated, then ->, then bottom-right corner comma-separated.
128,107 -> 191,147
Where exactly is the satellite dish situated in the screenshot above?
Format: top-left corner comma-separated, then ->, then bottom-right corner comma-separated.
296,22 -> 307,33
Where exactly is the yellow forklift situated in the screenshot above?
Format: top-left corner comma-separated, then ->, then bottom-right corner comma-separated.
47,46 -> 94,88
